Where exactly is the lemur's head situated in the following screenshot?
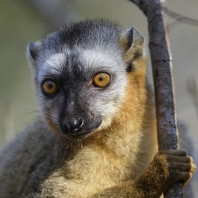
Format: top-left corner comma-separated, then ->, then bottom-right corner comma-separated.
27,20 -> 146,140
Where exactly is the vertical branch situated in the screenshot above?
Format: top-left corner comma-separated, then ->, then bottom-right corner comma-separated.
129,0 -> 183,197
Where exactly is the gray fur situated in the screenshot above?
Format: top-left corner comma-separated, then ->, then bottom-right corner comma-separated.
0,119 -> 69,197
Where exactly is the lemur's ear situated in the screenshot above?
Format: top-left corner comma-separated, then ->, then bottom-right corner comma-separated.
120,28 -> 145,63
26,41 -> 41,70
29,42 -> 39,60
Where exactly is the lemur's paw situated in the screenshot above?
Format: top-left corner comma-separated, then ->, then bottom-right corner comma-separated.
155,150 -> 196,186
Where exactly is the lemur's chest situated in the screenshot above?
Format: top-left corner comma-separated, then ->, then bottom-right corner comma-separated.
39,129 -> 157,198
40,148 -> 134,198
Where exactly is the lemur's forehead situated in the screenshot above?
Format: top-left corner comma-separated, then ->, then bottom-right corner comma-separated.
80,48 -> 124,71
37,46 -> 125,82
37,53 -> 66,82
43,53 -> 66,72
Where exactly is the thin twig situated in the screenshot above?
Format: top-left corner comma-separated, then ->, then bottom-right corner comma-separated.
166,8 -> 198,27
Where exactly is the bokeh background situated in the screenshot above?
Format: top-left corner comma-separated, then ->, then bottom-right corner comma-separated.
0,0 -> 198,187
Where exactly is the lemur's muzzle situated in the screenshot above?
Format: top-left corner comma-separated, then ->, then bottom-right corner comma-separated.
59,114 -> 102,140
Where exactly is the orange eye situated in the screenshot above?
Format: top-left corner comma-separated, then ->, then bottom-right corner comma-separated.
42,80 -> 58,95
93,73 -> 110,88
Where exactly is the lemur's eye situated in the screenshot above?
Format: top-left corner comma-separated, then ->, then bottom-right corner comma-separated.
42,80 -> 58,95
93,73 -> 110,88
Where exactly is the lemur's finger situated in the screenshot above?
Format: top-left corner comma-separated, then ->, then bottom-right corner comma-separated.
166,155 -> 191,163
166,156 -> 196,173
169,162 -> 191,171
167,170 -> 192,186
159,150 -> 187,156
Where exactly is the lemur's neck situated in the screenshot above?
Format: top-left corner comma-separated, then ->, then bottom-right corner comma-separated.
55,107 -> 157,191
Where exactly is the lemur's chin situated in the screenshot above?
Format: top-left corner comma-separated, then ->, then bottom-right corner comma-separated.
66,131 -> 93,140
68,122 -> 102,140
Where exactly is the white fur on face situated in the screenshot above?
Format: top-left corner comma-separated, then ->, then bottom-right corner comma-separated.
37,53 -> 66,83
80,48 -> 123,71
80,48 -> 128,128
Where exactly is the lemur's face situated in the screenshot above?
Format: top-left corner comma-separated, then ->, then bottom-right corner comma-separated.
36,48 -> 127,140
27,21 -> 144,140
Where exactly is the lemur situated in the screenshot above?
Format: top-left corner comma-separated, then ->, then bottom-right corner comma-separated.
0,20 -> 196,198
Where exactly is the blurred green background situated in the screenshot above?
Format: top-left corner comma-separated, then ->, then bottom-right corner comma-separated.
0,0 -> 198,149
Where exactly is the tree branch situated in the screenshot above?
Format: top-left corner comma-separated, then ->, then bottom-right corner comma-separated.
166,8 -> 198,28
129,0 -> 183,197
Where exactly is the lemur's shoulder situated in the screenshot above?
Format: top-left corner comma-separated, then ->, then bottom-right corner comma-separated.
0,119 -> 70,197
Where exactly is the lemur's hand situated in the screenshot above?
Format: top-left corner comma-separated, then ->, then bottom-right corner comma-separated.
135,150 -> 196,196
159,150 -> 196,186
89,150 -> 196,198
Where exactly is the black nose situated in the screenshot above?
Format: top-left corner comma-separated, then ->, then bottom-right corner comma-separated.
61,117 -> 84,134
69,118 -> 84,133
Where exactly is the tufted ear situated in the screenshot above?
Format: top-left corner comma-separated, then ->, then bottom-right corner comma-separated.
120,27 -> 145,64
26,41 -> 41,70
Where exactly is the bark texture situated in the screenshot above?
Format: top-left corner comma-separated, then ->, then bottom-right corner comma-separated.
129,0 -> 183,197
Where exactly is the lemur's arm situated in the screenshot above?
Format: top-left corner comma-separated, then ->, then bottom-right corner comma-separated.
90,150 -> 196,198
